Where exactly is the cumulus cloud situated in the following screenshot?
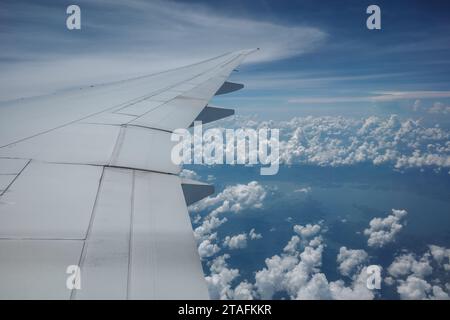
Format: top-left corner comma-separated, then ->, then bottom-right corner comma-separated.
194,216 -> 228,244
191,181 -> 266,241
294,223 -> 322,239
253,222 -> 326,299
396,276 -> 449,300
388,253 -> 433,278
190,181 -> 266,216
200,215 -> 449,300
283,235 -> 301,254
179,169 -> 201,180
218,115 -> 450,172
385,245 -> 450,300
198,237 -> 221,259
249,228 -> 262,240
397,276 -> 429,300
336,247 -> 369,277
254,245 -> 374,300
191,173 -> 447,300
205,254 -> 240,300
251,222 -> 374,300
429,245 -> 450,271
328,267 -> 375,300
364,209 -> 408,248
223,229 -> 263,250
190,181 -> 266,260
224,233 -> 248,250
205,253 -> 257,300
284,223 -> 323,254
232,281 -> 255,300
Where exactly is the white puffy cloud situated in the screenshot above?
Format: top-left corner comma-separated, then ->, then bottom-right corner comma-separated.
191,181 -> 266,243
385,246 -> 450,300
283,223 -> 323,254
224,233 -> 248,250
249,228 -> 263,240
190,181 -> 266,216
191,182 -> 266,263
179,169 -> 200,180
308,236 -> 324,248
252,222 -> 374,300
336,247 -> 369,277
364,209 -> 408,248
299,245 -> 324,272
329,267 -> 375,300
206,255 -> 256,300
198,239 -> 221,259
253,225 -> 326,300
429,245 -> 450,271
194,216 -> 228,242
283,235 -> 301,254
294,273 -> 332,300
232,281 -> 255,300
254,254 -> 299,299
254,243 -> 374,300
387,253 -> 433,278
205,254 -> 240,300
201,218 -> 449,300
430,286 -> 450,300
223,229 -> 263,250
293,223 -> 322,239
397,276 -> 432,300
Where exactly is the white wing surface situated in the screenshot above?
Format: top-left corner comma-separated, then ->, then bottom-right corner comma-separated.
0,49 -> 257,299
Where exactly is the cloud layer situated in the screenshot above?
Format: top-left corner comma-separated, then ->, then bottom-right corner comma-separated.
189,181 -> 266,259
209,222 -> 376,300
187,178 -> 448,300
386,245 -> 450,300
364,209 -> 408,248
218,115 -> 450,172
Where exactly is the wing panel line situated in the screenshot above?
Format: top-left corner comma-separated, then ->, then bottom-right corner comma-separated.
0,159 -> 31,198
126,170 -> 136,298
70,166 -> 105,300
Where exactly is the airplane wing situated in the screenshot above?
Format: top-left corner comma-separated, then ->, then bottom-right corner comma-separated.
0,49 -> 257,299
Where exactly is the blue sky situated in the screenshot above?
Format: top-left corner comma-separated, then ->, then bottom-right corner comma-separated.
2,0 -> 450,122
213,0 -> 450,119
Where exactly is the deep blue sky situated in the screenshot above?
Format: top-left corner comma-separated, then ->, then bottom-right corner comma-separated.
208,0 -> 450,119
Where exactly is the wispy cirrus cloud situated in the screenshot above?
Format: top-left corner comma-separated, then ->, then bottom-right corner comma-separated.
288,91 -> 450,104
0,0 -> 326,101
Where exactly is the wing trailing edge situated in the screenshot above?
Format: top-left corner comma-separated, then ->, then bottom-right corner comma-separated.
190,105 -> 235,126
181,178 -> 215,206
215,81 -> 244,95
